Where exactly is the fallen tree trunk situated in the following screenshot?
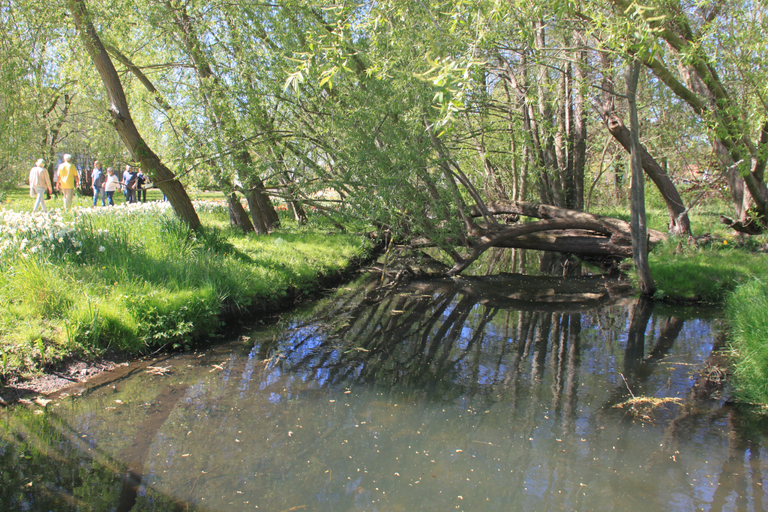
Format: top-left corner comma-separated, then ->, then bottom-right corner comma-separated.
414,200 -> 667,274
720,215 -> 763,235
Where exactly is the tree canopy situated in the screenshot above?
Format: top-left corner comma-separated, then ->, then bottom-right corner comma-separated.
2,0 -> 767,269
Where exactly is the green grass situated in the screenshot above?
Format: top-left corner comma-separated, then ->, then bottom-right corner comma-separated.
648,236 -> 768,303
727,279 -> 768,405
593,182 -> 768,303
0,187 -> 374,379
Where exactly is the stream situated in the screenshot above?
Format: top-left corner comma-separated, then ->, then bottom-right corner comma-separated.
1,269 -> 765,511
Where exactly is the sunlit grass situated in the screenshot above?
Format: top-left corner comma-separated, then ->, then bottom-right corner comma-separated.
0,190 -> 373,378
727,279 -> 768,405
648,236 -> 768,302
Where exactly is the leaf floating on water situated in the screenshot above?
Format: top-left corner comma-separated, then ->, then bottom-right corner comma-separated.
210,364 -> 225,372
146,366 -> 171,376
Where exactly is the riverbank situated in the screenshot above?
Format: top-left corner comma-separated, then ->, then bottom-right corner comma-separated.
4,188 -> 768,408
0,197 -> 377,399
647,236 -> 768,408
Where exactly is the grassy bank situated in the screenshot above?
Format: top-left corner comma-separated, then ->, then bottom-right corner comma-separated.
648,236 -> 768,303
648,238 -> 768,407
0,189 -> 374,381
726,280 -> 768,406
598,187 -> 768,407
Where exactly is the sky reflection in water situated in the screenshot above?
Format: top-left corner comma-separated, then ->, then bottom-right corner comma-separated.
1,273 -> 765,512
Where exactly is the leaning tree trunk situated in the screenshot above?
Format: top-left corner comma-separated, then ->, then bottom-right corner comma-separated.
67,0 -> 200,229
598,54 -> 690,236
600,108 -> 691,236
227,193 -> 255,233
434,200 -> 669,275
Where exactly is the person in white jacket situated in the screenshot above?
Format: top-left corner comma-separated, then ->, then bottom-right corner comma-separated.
104,167 -> 121,206
29,159 -> 53,212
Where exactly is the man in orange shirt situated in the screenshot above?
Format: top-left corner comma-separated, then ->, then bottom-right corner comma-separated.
56,154 -> 80,210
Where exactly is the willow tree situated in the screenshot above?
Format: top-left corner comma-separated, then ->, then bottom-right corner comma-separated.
268,1 -> 667,272
589,0 -> 768,227
153,0 -> 280,233
66,0 -> 200,229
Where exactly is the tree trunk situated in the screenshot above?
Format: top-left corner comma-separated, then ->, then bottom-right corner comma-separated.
570,29 -> 588,211
421,200 -> 670,275
601,108 -> 691,236
626,59 -> 655,296
253,180 -> 280,229
227,192 -> 255,233
598,54 -> 690,236
246,190 -> 269,235
67,0 -> 200,229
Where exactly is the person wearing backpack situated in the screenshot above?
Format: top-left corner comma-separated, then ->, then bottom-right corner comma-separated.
91,161 -> 106,206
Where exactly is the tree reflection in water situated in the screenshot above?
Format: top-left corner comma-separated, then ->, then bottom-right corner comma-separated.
0,270 -> 765,512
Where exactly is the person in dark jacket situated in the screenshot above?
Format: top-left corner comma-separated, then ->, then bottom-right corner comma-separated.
122,165 -> 137,204
136,169 -> 147,203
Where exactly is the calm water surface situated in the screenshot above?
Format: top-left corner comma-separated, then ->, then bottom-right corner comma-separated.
1,272 -> 765,511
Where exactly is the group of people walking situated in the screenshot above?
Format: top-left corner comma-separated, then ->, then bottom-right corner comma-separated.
90,162 -> 147,207
29,156 -> 149,212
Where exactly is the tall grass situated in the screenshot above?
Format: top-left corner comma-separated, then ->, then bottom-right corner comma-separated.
0,199 -> 373,377
727,279 -> 768,405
